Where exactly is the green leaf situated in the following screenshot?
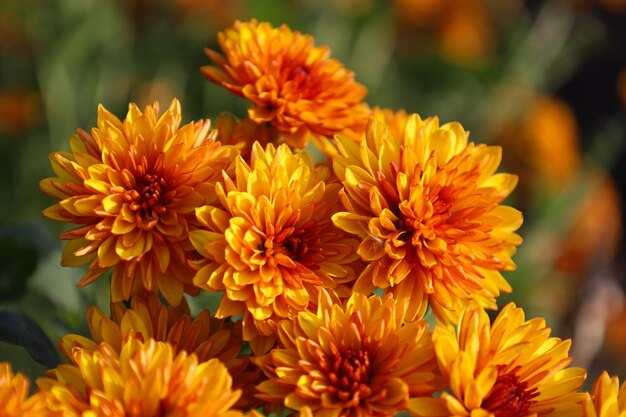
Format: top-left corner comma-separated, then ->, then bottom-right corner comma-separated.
0,311 -> 60,368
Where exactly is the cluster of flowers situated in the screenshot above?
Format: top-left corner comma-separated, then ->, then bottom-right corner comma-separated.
1,19 -> 622,417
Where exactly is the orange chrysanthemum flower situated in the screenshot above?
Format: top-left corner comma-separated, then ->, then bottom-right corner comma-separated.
190,142 -> 361,352
39,338 -> 246,417
213,113 -> 280,161
583,372 -> 626,417
40,100 -> 237,304
0,363 -> 50,416
58,291 -> 261,410
201,20 -> 370,153
410,303 -> 586,417
496,95 -> 580,193
332,115 -> 523,323
255,291 -> 442,416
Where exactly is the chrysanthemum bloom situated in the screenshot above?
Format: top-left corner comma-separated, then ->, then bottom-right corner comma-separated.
39,338 -> 246,417
554,176 -> 621,281
213,113 -> 280,161
59,291 -> 243,373
392,0 -> 521,64
0,363 -> 51,416
583,372 -> 626,417
371,107 -> 409,141
496,94 -> 580,193
255,291 -> 443,416
40,100 -> 238,304
201,19 -> 370,154
190,142 -> 361,352
332,115 -> 523,323
58,291 -> 262,410
410,303 -> 586,417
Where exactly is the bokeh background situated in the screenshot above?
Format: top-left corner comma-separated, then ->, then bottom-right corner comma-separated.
1,0 -> 626,387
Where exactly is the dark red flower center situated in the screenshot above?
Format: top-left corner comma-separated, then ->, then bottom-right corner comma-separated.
129,173 -> 174,221
324,347 -> 372,403
282,226 -> 323,265
260,219 -> 326,269
482,370 -> 537,417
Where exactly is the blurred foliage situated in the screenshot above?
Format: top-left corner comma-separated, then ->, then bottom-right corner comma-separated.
1,0 -> 626,386
0,311 -> 59,368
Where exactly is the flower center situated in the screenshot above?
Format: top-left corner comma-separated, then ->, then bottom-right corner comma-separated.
482,370 -> 537,417
260,220 -> 325,268
285,64 -> 320,98
401,186 -> 455,235
283,235 -> 308,260
129,173 -> 172,222
282,227 -> 322,264
324,347 -> 372,403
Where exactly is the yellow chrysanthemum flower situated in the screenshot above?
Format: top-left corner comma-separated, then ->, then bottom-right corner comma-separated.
0,363 -> 51,416
201,20 -> 370,154
332,115 -> 523,323
583,372 -> 626,417
39,338 -> 245,417
58,291 -> 261,410
410,303 -> 586,417
255,291 -> 442,416
372,107 -> 409,141
59,292 -> 257,388
40,99 -> 237,304
190,142 -> 362,353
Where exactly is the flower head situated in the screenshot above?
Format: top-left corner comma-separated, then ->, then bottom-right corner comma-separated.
59,291 -> 242,370
39,338 -> 245,417
190,142 -> 361,352
255,291 -> 442,416
201,20 -> 370,153
40,100 -> 237,304
0,363 -> 50,416
213,113 -> 280,161
410,303 -> 586,417
371,107 -> 409,141
58,291 -> 262,410
583,372 -> 626,417
332,115 -> 523,323
496,95 -> 580,193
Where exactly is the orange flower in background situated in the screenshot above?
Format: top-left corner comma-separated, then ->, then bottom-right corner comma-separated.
174,0 -> 242,26
201,20 -> 370,154
436,0 -> 493,64
39,338 -> 246,417
190,142 -> 361,353
213,113 -> 280,161
0,363 -> 50,416
393,0 -> 491,64
332,115 -> 522,323
0,88 -> 41,135
555,175 -> 621,279
583,372 -> 626,417
496,95 -> 580,193
256,291 -> 442,416
393,0 -> 520,64
40,100 -> 238,304
411,303 -> 586,417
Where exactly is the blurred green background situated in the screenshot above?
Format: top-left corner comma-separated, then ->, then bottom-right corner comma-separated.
1,0 -> 626,385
